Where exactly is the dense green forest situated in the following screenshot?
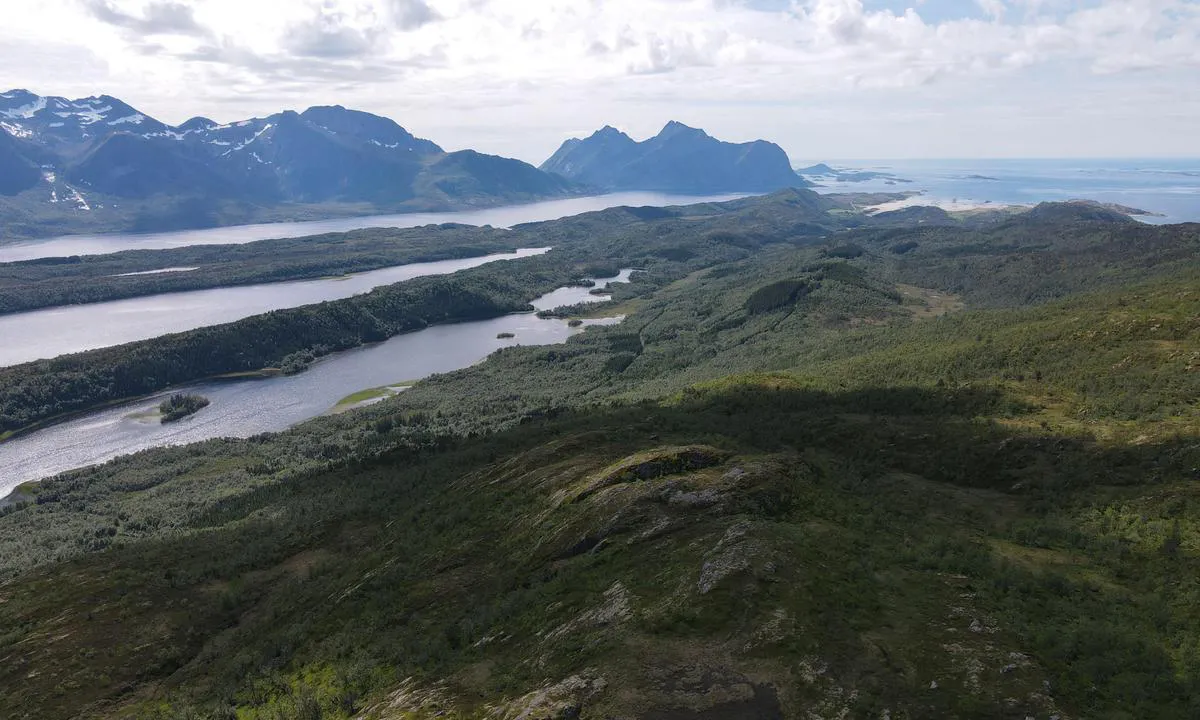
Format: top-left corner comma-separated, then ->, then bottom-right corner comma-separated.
0,191 -> 1196,718
0,189 -> 947,314
0,265 -> 561,434
157,393 -> 210,423
0,189 -> 877,434
0,191 -> 1190,437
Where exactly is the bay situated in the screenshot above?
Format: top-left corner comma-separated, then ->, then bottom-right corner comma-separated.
0,271 -> 633,494
0,193 -> 748,262
0,248 -> 549,367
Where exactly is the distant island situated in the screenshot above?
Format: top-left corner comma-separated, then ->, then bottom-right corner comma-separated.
796,163 -> 911,184
158,393 -> 210,423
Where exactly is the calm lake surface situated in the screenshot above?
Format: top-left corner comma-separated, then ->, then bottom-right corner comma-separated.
0,193 -> 748,262
0,270 -> 633,494
0,248 -> 549,367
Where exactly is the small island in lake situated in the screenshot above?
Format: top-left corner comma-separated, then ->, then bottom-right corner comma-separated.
497,332 -> 516,339
567,319 -> 584,327
159,393 -> 211,423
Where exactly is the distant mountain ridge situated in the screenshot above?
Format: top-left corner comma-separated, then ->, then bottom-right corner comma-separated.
0,89 -> 579,235
0,91 -> 827,238
541,121 -> 810,193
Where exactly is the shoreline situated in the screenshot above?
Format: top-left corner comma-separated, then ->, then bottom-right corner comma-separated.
864,193 -> 1027,214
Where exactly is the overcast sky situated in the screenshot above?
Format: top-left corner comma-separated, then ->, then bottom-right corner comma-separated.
1,0 -> 1197,162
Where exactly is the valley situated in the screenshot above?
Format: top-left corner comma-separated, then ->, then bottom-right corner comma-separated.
0,183 -> 1196,719
0,248 -> 550,365
5,4 -> 1199,717
0,270 -> 631,494
0,188 -> 922,435
0,192 -> 748,310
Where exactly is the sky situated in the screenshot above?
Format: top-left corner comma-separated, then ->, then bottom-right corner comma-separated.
1,0 -> 1198,163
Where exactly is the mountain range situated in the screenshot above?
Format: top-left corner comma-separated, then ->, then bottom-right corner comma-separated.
0,89 -> 573,208
541,121 -> 809,193
0,90 -> 814,237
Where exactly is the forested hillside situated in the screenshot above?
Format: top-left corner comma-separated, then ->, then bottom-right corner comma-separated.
0,194 -> 1196,719
0,225 -> 521,315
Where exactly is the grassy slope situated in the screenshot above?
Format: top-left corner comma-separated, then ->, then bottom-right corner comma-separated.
2,382 -> 1196,718
0,205 -> 1197,719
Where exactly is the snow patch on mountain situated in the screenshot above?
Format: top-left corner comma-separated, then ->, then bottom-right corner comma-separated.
107,114 -> 145,126
1,121 -> 31,138
68,186 -> 90,211
0,96 -> 47,119
237,124 -> 272,150
42,171 -> 60,203
220,123 -> 274,156
71,104 -> 113,124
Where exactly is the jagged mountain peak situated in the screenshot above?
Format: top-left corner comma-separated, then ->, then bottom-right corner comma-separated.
0,90 -> 166,151
0,89 -> 577,227
656,120 -> 709,139
542,121 -> 807,193
594,124 -> 631,137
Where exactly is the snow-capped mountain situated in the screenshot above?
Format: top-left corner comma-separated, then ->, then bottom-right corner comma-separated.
0,89 -> 577,216
0,89 -> 169,154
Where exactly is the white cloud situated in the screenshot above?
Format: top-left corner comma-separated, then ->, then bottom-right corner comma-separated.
0,0 -> 1196,159
975,0 -> 1007,21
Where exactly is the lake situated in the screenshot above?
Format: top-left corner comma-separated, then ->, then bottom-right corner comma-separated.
0,248 -> 550,367
0,270 -> 634,495
0,192 -> 749,262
